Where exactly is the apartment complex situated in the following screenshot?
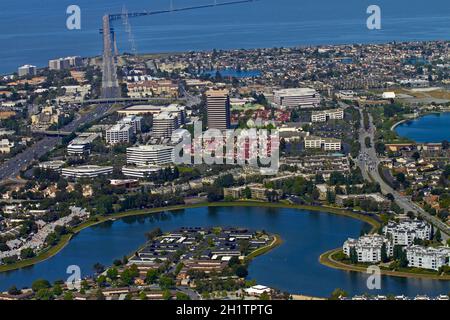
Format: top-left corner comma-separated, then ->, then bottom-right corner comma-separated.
18,65 -> 37,77
49,56 -> 83,70
343,235 -> 393,263
206,89 -> 231,130
383,219 -> 432,246
406,246 -> 450,271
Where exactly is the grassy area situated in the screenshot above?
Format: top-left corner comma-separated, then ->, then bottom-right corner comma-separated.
320,248 -> 450,281
0,201 -> 380,273
245,234 -> 282,262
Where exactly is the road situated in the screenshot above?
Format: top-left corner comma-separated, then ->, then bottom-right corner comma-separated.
0,104 -> 110,183
355,107 -> 450,240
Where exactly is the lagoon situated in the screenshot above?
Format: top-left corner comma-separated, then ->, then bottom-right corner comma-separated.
395,113 -> 450,143
0,206 -> 449,297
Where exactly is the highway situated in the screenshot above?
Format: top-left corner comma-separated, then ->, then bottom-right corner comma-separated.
0,104 -> 110,183
355,107 -> 450,240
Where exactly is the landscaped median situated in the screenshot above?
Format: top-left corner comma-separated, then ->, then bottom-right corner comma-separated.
319,248 -> 450,281
0,201 -> 380,273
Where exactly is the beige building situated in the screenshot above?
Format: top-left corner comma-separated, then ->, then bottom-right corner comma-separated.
206,89 -> 231,130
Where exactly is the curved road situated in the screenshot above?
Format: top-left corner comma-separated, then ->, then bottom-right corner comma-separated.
356,107 -> 449,240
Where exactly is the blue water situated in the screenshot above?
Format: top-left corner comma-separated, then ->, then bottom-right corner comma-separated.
1,0 -> 450,74
396,113 -> 450,143
0,206 -> 449,297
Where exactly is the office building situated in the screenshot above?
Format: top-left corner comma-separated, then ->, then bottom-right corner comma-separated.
273,88 -> 321,108
61,165 -> 113,179
106,124 -> 133,145
152,112 -> 179,138
127,145 -> 174,166
119,115 -> 143,134
206,89 -> 231,130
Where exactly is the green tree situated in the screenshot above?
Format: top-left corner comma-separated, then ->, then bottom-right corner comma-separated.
32,279 -> 51,292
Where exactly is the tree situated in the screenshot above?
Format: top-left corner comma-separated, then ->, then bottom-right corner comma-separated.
381,243 -> 388,263
93,262 -> 105,274
259,292 -> 270,300
434,229 -> 442,242
52,284 -> 63,296
35,288 -> 53,300
349,247 -> 358,264
106,267 -> 119,280
162,289 -> 172,300
32,279 -> 51,292
7,286 -> 21,296
176,292 -> 191,300
234,265 -> 248,278
146,269 -> 160,284
330,288 -> 348,300
159,275 -> 175,290
63,291 -> 74,300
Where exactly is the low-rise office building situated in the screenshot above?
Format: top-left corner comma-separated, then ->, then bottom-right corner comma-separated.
273,88 -> 321,108
61,165 -> 113,179
122,165 -> 162,178
106,123 -> 133,145
311,108 -> 344,122
126,145 -> 174,166
304,135 -> 342,151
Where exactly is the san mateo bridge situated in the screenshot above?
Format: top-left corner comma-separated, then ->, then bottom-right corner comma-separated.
100,0 -> 257,99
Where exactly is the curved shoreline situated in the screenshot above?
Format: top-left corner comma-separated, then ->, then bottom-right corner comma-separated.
0,201 -> 379,273
319,248 -> 450,281
391,111 -> 450,138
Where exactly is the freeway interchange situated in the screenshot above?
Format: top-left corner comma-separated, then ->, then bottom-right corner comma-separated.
0,104 -> 110,183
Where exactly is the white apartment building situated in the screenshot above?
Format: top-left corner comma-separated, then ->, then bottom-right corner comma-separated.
122,165 -> 162,178
106,124 -> 133,145
383,219 -> 432,246
311,109 -> 344,122
61,165 -> 113,179
152,112 -> 179,138
406,245 -> 450,271
126,145 -> 174,166
49,56 -> 82,70
119,115 -> 143,134
18,65 -> 37,77
304,135 -> 342,151
273,88 -> 321,108
343,235 -> 393,263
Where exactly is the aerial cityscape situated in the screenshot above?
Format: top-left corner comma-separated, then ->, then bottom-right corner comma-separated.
0,0 -> 449,306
